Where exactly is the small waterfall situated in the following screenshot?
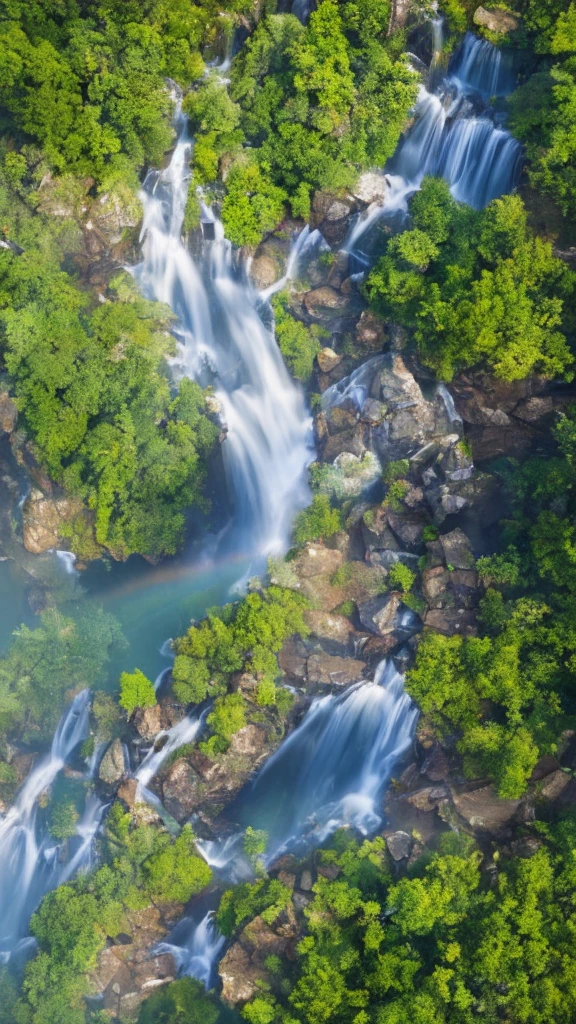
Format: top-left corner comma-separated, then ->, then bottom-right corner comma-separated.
215,661 -> 418,866
0,691 -> 103,960
134,113 -> 314,559
345,31 -> 522,256
156,907 -> 225,989
135,712 -> 204,792
259,225 -> 328,301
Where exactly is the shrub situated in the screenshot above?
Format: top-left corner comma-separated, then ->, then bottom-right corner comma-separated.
292,495 -> 341,545
119,669 -> 157,717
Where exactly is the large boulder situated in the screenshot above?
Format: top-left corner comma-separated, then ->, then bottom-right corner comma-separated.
307,653 -> 367,686
219,911 -> 299,1005
22,488 -> 90,555
451,785 -> 524,834
473,6 -> 520,34
351,173 -> 389,205
304,610 -> 355,645
310,192 -> 355,245
161,759 -> 201,821
358,593 -> 401,636
99,737 -> 127,786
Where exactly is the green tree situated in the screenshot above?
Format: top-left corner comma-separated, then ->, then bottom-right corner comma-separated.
119,668 -> 157,716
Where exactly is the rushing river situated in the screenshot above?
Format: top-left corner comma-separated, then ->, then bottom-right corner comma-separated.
0,23 -> 523,986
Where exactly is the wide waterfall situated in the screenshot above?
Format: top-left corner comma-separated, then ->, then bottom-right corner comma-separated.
134,111 -> 314,559
0,691 -> 103,962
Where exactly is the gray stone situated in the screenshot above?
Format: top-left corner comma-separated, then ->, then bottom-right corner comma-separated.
358,593 -> 401,636
473,5 -> 519,33
439,529 -> 475,569
307,653 -> 366,686
386,830 -> 412,861
99,738 -> 126,786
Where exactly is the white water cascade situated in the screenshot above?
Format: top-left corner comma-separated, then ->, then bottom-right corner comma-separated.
0,690 -> 102,961
156,907 -> 226,989
205,661 -> 417,869
134,112 -> 314,559
346,30 -> 522,258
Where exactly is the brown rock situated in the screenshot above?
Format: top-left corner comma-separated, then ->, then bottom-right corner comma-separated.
422,744 -> 449,782
304,610 -> 355,644
539,769 -> 572,801
133,704 -> 163,741
250,253 -> 284,290
279,635 -> 308,683
317,347 -> 342,373
355,310 -> 385,351
117,778 -> 139,809
452,785 -> 522,833
162,759 -> 200,822
219,914 -> 297,1005
386,509 -> 428,551
22,488 -> 88,555
99,737 -> 126,786
307,653 -> 366,686
473,5 -> 519,33
229,723 -> 268,758
424,608 -> 477,636
0,392 -> 17,434
296,543 -> 343,579
407,786 -> 448,811
513,396 -> 555,423
304,286 -> 349,314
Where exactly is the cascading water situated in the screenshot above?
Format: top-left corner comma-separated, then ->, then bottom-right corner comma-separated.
134,109 -> 314,559
203,661 -> 417,869
346,29 -> 523,259
0,691 -> 103,961
156,903 -> 225,989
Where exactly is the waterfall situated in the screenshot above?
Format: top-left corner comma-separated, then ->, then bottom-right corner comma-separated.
345,31 -> 522,257
207,661 -> 417,868
156,907 -> 225,989
0,691 -> 103,961
134,114 -> 314,560
134,711 -> 204,792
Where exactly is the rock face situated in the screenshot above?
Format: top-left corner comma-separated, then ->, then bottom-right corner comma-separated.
90,904 -> 180,1018
451,786 -> 524,833
352,172 -> 389,205
219,909 -> 299,1005
358,593 -> 401,636
306,652 -> 366,686
310,191 -> 355,245
473,5 -> 519,33
99,738 -> 127,786
22,488 -> 88,555
0,392 -> 17,434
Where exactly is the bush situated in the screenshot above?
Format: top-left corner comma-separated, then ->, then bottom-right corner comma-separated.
387,562 -> 416,593
271,293 -> 327,380
292,495 -> 341,545
119,669 -> 157,717
144,825 -> 212,903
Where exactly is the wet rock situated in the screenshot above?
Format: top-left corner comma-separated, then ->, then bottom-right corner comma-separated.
162,759 -> 200,822
311,192 -> 355,245
385,830 -> 412,861
317,347 -> 342,373
250,252 -> 284,290
386,509 -> 429,551
358,593 -> 401,636
0,392 -> 17,434
407,786 -> 448,811
316,862 -> 342,881
438,444 -> 473,482
99,737 -> 126,786
326,251 -> 350,289
422,744 -> 450,782
22,488 -> 89,555
299,869 -> 313,891
304,610 -> 355,645
117,778 -> 139,809
360,399 -> 386,425
307,652 -> 366,686
452,785 -> 523,833
539,769 -> 572,801
229,723 -> 269,758
513,395 -> 555,423
473,5 -> 519,33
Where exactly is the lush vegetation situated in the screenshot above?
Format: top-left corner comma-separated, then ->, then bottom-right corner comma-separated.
119,668 -> 157,716
184,0 -> 418,244
365,178 -> 576,381
271,292 -> 327,381
172,585 -> 309,734
0,605 -> 123,748
232,824 -> 576,1024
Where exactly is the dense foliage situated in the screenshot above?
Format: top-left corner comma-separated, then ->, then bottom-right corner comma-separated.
0,0 -> 251,186
234,824 -> 576,1024
11,805 -> 210,1024
0,605 -> 123,748
271,292 -> 327,382
183,0 -> 418,244
365,178 -> 576,381
172,585 -> 309,727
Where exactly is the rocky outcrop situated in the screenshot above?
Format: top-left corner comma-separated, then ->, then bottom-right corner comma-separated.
310,192 -> 355,246
99,737 -> 127,786
90,903 -> 181,1018
306,652 -> 366,686
22,488 -> 90,555
473,5 -> 519,34
351,173 -> 389,206
219,907 -> 299,1005
358,593 -> 401,636
0,392 -> 17,434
